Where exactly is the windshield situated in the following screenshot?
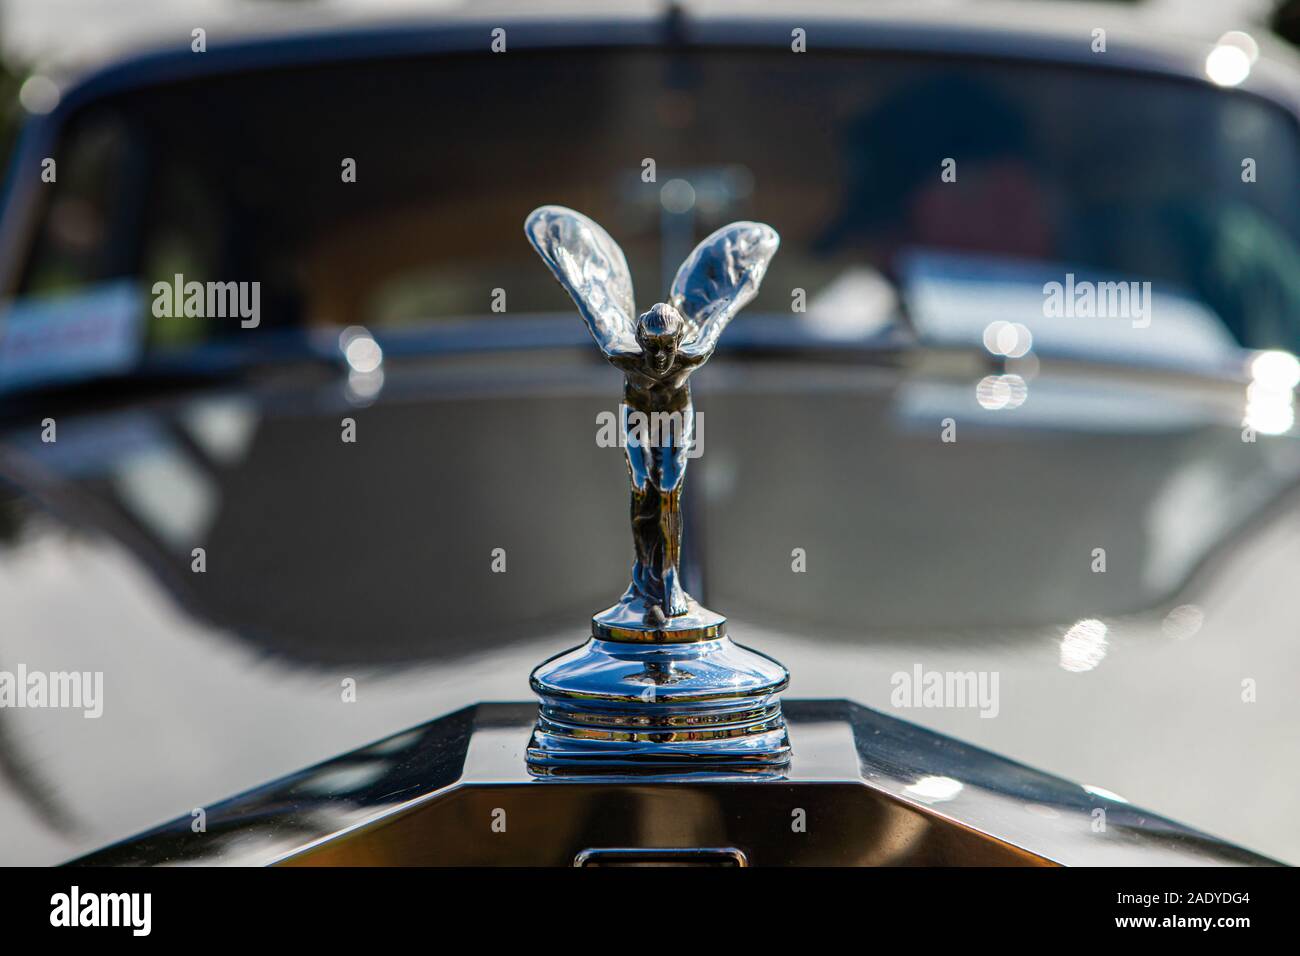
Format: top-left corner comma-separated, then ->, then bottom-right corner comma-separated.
7,48 -> 1300,389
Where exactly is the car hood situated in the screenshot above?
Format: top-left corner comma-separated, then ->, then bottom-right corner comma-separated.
1,349 -> 1298,864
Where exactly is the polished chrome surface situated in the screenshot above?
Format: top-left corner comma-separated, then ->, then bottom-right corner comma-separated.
530,636 -> 791,774
523,206 -> 789,770
68,701 -> 1280,867
574,846 -> 748,866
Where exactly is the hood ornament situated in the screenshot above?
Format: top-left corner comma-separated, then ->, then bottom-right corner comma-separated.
523,206 -> 791,773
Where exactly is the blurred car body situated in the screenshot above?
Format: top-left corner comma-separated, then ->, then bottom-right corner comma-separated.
1,1 -> 1300,864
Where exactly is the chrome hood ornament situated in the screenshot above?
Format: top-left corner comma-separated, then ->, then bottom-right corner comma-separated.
523,205 -> 791,772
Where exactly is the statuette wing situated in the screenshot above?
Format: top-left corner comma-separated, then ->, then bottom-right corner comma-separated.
670,221 -> 779,358
525,205 -> 640,358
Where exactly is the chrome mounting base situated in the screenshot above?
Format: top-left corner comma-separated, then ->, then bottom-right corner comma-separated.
527,607 -> 791,774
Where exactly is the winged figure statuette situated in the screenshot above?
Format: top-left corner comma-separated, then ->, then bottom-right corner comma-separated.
525,205 -> 779,630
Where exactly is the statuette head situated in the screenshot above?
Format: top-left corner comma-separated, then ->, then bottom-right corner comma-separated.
636,303 -> 684,375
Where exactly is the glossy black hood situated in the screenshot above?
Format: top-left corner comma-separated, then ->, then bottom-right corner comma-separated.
2,349 -> 1299,865
4,351 -> 1290,661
